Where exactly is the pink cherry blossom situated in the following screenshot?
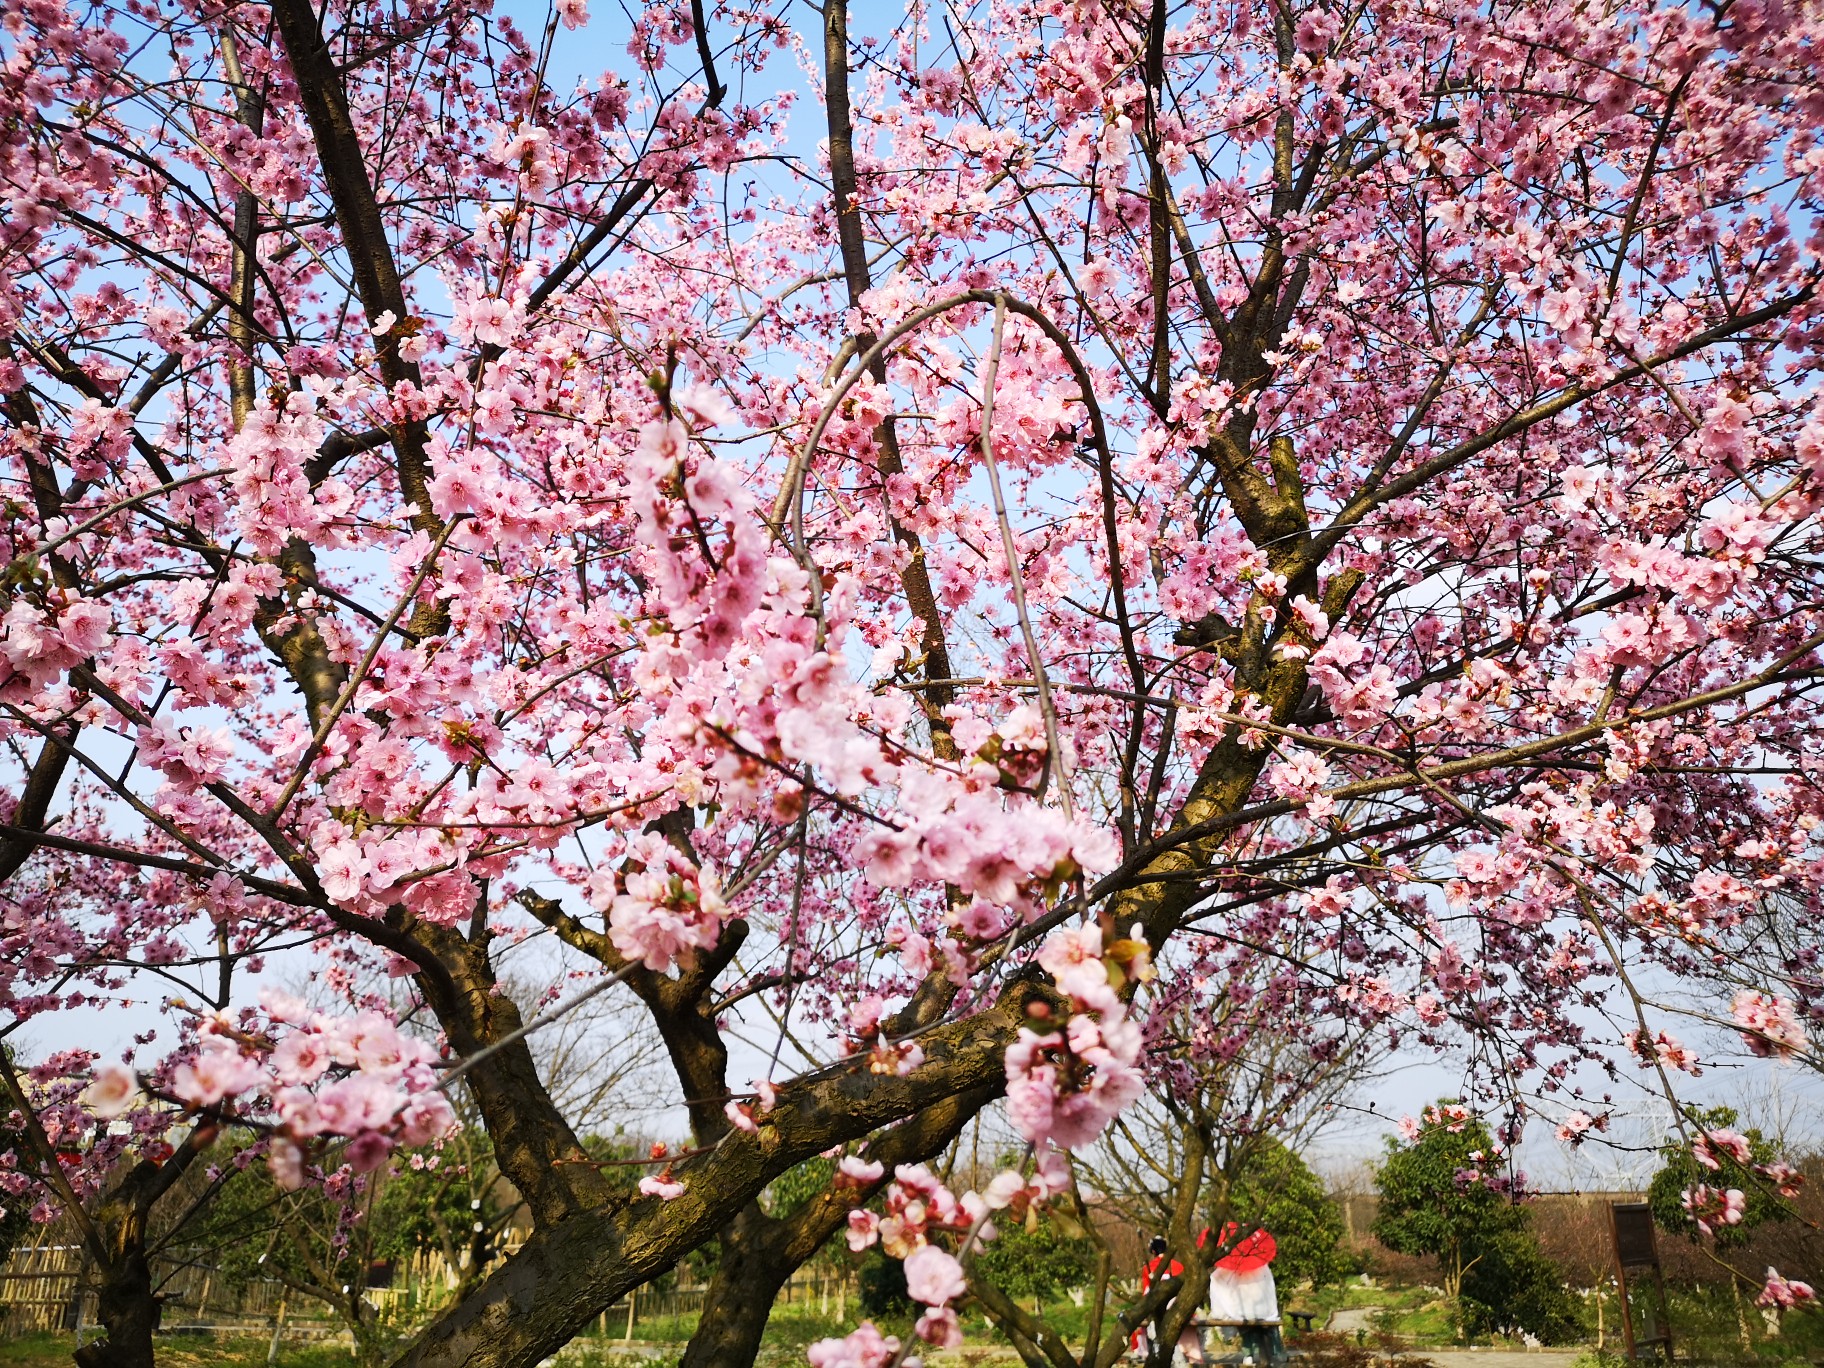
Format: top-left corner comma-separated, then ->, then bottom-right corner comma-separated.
902,1244 -> 967,1308
915,1307 -> 963,1348
838,1157 -> 885,1186
640,1174 -> 686,1202
807,1323 -> 900,1368
1555,1111 -> 1595,1144
1758,1269 -> 1816,1309
1681,1185 -> 1746,1237
725,1100 -> 759,1134
1004,1007 -> 1144,1150
345,1131 -> 393,1173
80,1062 -> 138,1120
846,1210 -> 881,1252
1036,924 -> 1114,1008
1731,991 -> 1806,1060
171,1043 -> 262,1109
1756,1162 -> 1805,1199
269,1139 -> 307,1192
1693,1128 -> 1753,1171
397,1094 -> 456,1148
603,835 -> 731,973
273,1032 -> 331,1086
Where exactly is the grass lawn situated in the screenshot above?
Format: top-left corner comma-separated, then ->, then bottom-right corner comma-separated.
16,1281 -> 1821,1367
0,1334 -> 359,1367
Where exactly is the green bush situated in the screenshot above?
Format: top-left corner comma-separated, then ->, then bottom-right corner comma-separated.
1645,1107 -> 1784,1247
970,1217 -> 1096,1304
1459,1228 -> 1581,1342
856,1248 -> 911,1318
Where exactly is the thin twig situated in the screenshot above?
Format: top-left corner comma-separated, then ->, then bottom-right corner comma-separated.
437,963 -> 639,1093
267,514 -> 467,820
977,295 -> 1073,819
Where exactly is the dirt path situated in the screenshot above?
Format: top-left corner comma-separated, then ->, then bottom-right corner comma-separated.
1409,1354 -> 1582,1367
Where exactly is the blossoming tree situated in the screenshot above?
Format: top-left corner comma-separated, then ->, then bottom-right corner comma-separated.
3,0 -> 1823,1363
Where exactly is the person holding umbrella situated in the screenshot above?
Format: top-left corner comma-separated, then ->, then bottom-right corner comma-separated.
1205,1225 -> 1284,1365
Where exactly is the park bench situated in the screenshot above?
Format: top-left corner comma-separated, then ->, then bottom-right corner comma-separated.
1192,1316 -> 1287,1365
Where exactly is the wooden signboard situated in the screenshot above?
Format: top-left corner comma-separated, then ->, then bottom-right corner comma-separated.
1609,1202 -> 1673,1361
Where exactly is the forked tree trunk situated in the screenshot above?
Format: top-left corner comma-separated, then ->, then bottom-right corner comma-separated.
678,1087 -> 994,1368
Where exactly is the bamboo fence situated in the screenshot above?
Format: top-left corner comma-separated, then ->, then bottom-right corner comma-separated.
1,1239 -> 852,1347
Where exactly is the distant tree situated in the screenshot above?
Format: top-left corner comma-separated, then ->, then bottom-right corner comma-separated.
1374,1103 -> 1577,1342
1228,1138 -> 1351,1288
1459,1228 -> 1582,1343
1373,1107 -> 1512,1307
972,1214 -> 1097,1306
1647,1106 -> 1784,1248
180,1130 -> 510,1367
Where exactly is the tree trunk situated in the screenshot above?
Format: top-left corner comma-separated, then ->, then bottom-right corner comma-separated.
58,1140 -> 211,1368
678,1206 -> 796,1368
388,1006 -> 1033,1368
678,1085 -> 996,1368
72,1248 -> 158,1368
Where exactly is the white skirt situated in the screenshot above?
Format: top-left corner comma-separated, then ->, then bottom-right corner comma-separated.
1206,1265 -> 1279,1323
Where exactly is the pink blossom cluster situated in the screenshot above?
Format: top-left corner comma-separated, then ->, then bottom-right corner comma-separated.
1691,1128 -> 1752,1171
1623,1028 -> 1701,1075
1731,991 -> 1807,1060
310,821 -> 475,920
1305,631 -> 1399,730
1554,1110 -> 1608,1145
81,991 -> 454,1190
1004,925 -> 1145,1150
1757,1268 -> 1816,1310
592,831 -> 731,973
1756,1162 -> 1805,1199
806,1322 -> 903,1368
638,1142 -> 687,1202
1413,1102 -> 1473,1135
856,780 -> 1118,917
834,998 -> 927,1078
0,597 -> 109,697
223,397 -> 357,555
1680,1184 -> 1745,1237
723,1078 -> 778,1137
949,704 -> 1052,792
625,402 -> 766,660
844,1163 -> 985,1260
834,1150 -> 1073,1360
844,1162 -> 996,1348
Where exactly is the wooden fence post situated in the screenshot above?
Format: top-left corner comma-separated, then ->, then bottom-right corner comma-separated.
267,1290 -> 290,1366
